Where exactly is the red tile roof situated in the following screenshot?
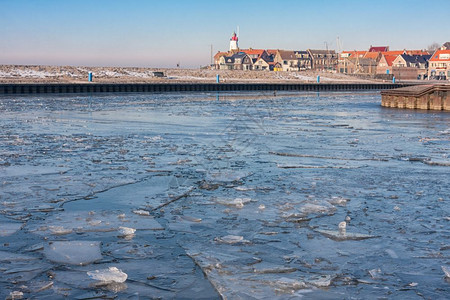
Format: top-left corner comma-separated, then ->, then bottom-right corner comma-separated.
405,50 -> 430,55
214,51 -> 228,60
241,49 -> 265,56
429,49 -> 450,62
382,51 -> 405,56
383,55 -> 398,66
364,52 -> 380,59
341,51 -> 366,58
369,46 -> 389,52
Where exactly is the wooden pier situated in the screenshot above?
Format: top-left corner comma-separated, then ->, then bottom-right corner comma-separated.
381,84 -> 450,111
0,82 -> 410,95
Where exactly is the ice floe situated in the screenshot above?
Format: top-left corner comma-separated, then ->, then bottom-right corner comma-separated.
87,266 -> 127,283
43,241 -> 102,265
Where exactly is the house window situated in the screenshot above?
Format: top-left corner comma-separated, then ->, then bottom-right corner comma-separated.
283,60 -> 288,65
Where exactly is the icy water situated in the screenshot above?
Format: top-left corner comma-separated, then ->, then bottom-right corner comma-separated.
0,91 -> 449,299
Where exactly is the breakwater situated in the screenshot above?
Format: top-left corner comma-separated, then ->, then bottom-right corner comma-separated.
0,82 -> 411,94
381,84 -> 450,110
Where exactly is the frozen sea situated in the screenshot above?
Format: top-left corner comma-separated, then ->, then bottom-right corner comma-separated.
0,91 -> 449,299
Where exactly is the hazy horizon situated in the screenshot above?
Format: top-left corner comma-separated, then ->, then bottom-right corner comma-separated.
1,0 -> 449,68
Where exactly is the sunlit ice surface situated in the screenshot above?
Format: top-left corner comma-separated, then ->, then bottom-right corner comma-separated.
0,91 -> 449,299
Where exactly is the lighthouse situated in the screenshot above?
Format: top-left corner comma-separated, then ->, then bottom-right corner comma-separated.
229,32 -> 238,52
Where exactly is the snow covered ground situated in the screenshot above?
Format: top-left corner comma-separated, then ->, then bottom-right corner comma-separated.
0,65 -> 376,83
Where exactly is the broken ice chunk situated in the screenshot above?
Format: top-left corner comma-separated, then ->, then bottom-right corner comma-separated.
132,209 -> 150,216
300,202 -> 336,215
442,266 -> 450,278
212,197 -> 252,208
315,229 -> 378,241
369,268 -> 382,279
327,196 -> 349,206
307,274 -> 333,287
265,277 -> 308,292
44,241 -> 102,265
48,226 -> 73,235
179,215 -> 202,223
8,291 -> 23,300
118,226 -> 136,236
214,235 -> 249,244
87,266 -> 127,283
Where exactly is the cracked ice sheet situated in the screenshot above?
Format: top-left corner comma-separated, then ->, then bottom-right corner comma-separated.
182,243 -> 335,299
0,219 -> 23,237
1,92 -> 450,299
43,241 -> 103,265
27,210 -> 164,236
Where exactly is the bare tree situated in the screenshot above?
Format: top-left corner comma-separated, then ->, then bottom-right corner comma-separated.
427,42 -> 440,52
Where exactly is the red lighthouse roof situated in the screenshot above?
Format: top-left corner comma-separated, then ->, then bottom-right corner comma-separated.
230,32 -> 238,41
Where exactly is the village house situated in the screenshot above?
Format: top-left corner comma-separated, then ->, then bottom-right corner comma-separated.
226,52 -> 253,70
342,57 -> 377,75
274,50 -> 300,72
428,49 -> 450,80
241,49 -> 272,70
294,51 -> 312,70
391,54 -> 431,80
214,51 -> 228,70
392,54 -> 431,68
338,51 -> 377,74
308,49 -> 337,71
253,56 -> 274,71
219,55 -> 234,70
376,54 -> 397,75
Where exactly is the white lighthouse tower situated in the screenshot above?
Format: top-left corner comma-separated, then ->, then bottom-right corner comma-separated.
229,32 -> 239,52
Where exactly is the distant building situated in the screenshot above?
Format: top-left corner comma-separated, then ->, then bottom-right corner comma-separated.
392,54 -> 431,68
294,51 -> 312,70
219,52 -> 253,70
392,54 -> 431,80
253,56 -> 274,71
376,54 -> 397,75
214,51 -> 228,69
428,49 -> 450,80
274,50 -> 299,71
308,49 -> 337,71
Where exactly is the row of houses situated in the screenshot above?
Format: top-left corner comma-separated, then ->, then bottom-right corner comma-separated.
214,49 -> 337,72
214,32 -> 338,72
338,44 -> 450,80
214,33 -> 450,80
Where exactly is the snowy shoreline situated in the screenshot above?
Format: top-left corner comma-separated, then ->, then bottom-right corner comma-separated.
0,65 -> 381,84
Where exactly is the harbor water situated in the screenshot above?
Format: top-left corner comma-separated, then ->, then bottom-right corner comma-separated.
0,91 -> 449,299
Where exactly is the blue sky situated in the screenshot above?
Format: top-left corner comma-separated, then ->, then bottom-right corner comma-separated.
1,0 -> 449,68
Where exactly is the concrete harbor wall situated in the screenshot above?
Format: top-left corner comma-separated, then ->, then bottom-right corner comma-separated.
0,83 -> 410,95
381,84 -> 450,111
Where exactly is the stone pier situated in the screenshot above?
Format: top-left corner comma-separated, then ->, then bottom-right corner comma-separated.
381,84 -> 450,111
